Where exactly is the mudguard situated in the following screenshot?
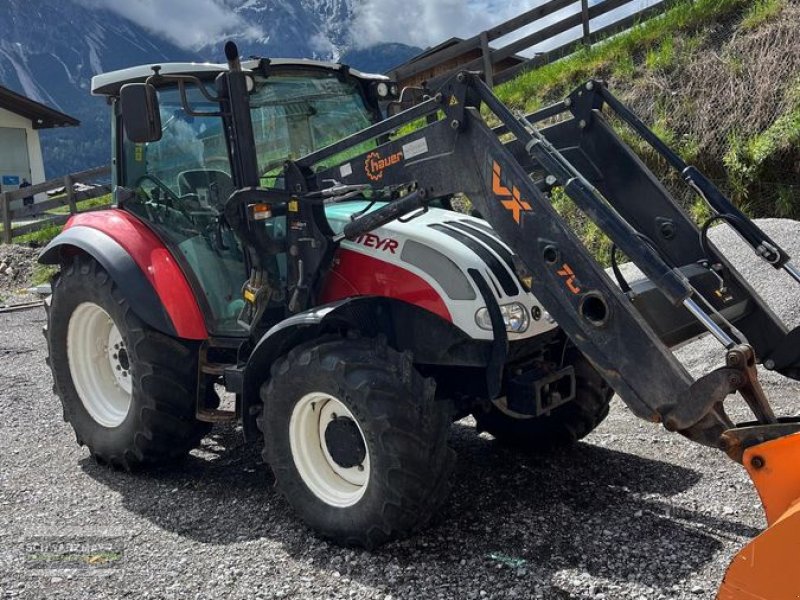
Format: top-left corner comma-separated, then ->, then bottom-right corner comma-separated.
239,295 -> 490,440
38,210 -> 207,340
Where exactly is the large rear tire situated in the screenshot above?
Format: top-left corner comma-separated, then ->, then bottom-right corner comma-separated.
45,254 -> 210,470
260,336 -> 455,548
473,353 -> 613,451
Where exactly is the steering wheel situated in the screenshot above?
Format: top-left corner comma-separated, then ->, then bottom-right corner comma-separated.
134,174 -> 187,209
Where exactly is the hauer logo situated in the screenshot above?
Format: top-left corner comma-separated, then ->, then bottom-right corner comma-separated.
365,150 -> 403,181
492,160 -> 532,224
356,233 -> 399,253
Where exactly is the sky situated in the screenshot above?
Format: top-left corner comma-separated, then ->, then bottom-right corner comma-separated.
78,0 -> 263,49
78,0 -> 661,54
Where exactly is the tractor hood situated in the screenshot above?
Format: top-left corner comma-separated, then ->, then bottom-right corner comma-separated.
324,201 -> 557,341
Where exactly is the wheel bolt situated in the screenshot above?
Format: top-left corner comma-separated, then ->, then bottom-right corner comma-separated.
357,464 -> 364,472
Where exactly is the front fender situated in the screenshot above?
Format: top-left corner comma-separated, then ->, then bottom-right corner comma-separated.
39,210 -> 207,340
240,295 -> 487,440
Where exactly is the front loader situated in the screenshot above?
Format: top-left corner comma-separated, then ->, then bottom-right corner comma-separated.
41,42 -> 800,597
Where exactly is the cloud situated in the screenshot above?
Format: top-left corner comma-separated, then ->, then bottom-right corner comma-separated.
77,0 -> 263,51
348,0 -> 535,50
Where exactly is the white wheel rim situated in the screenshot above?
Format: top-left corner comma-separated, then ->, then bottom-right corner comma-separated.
67,302 -> 132,428
289,392 -> 370,508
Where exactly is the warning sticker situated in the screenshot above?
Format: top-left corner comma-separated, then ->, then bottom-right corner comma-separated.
402,137 -> 429,160
340,163 -> 353,178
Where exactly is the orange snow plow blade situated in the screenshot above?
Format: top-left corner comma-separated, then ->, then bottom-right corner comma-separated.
718,431 -> 800,599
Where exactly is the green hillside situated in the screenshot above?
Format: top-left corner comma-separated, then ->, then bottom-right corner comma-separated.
495,0 -> 800,262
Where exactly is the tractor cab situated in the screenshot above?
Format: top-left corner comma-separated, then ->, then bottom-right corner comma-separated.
92,58 -> 398,335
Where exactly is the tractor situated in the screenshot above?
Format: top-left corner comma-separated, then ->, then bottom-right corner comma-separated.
41,42 -> 800,597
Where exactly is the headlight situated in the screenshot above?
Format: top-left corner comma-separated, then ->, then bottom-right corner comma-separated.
376,82 -> 389,97
475,302 -> 530,333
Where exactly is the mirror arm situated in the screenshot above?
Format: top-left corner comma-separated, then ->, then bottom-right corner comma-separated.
177,80 -> 223,118
145,73 -> 225,117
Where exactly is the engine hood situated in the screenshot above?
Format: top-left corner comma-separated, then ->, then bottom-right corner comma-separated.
324,200 -> 557,341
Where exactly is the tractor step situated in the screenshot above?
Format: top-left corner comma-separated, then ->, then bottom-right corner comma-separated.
196,407 -> 237,423
201,362 -> 229,377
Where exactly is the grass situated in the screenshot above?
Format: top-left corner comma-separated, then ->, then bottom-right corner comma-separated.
47,193 -> 111,215
12,223 -> 63,246
31,263 -> 57,286
645,38 -> 676,72
724,80 -> 800,213
495,0 -> 751,113
741,0 -> 784,29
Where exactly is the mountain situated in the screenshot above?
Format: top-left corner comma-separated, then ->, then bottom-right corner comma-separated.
0,0 -> 199,177
341,43 -> 421,75
0,0 -> 420,178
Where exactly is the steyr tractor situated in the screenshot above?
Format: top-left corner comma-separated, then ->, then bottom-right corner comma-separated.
41,42 -> 800,597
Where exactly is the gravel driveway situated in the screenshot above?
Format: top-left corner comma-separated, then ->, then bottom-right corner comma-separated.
1,220 -> 799,600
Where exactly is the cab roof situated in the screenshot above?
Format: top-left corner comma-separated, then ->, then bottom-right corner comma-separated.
91,58 -> 390,96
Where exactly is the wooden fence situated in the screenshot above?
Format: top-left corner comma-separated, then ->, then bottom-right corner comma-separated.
0,165 -> 112,243
386,0 -> 677,88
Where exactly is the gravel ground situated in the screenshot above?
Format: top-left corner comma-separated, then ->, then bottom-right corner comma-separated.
0,245 -> 40,305
1,220 -> 799,600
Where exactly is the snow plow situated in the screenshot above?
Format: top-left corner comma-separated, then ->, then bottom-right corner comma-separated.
40,42 -> 800,597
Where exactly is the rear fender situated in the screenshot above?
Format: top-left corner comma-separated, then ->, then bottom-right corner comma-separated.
38,210 -> 207,340
240,296 -> 486,441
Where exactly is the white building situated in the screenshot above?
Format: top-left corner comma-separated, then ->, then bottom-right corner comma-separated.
0,85 -> 79,205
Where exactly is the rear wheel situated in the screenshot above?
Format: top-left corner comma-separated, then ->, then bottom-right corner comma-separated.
45,254 -> 210,470
473,353 -> 613,451
260,336 -> 455,547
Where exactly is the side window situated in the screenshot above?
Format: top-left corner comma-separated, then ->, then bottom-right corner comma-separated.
119,84 -> 247,336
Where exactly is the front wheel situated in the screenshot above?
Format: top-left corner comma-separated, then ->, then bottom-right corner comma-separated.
260,336 -> 455,548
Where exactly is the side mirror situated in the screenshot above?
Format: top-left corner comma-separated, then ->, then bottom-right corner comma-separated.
120,83 -> 162,143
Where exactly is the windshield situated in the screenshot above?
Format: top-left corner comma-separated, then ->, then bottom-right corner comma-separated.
249,72 -> 377,184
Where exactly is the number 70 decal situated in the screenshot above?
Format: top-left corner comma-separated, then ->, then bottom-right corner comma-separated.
557,263 -> 581,294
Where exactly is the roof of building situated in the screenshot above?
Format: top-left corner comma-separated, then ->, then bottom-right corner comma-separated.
386,37 -> 526,76
0,86 -> 80,129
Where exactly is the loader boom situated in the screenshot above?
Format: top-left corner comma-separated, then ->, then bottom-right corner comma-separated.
270,71 -> 800,457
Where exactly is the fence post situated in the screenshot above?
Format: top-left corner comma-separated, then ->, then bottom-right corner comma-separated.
580,0 -> 591,45
64,173 -> 77,214
1,192 -> 11,244
479,31 -> 494,88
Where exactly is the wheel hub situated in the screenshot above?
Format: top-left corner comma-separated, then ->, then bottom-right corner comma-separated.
288,392 -> 370,507
324,416 -> 367,469
106,326 -> 132,395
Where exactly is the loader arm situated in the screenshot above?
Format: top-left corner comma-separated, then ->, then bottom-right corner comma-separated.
275,72 -> 800,455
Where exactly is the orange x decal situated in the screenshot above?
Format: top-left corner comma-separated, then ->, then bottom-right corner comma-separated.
492,161 -> 531,224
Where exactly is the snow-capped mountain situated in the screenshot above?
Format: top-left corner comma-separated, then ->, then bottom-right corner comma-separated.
0,0 -> 419,177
